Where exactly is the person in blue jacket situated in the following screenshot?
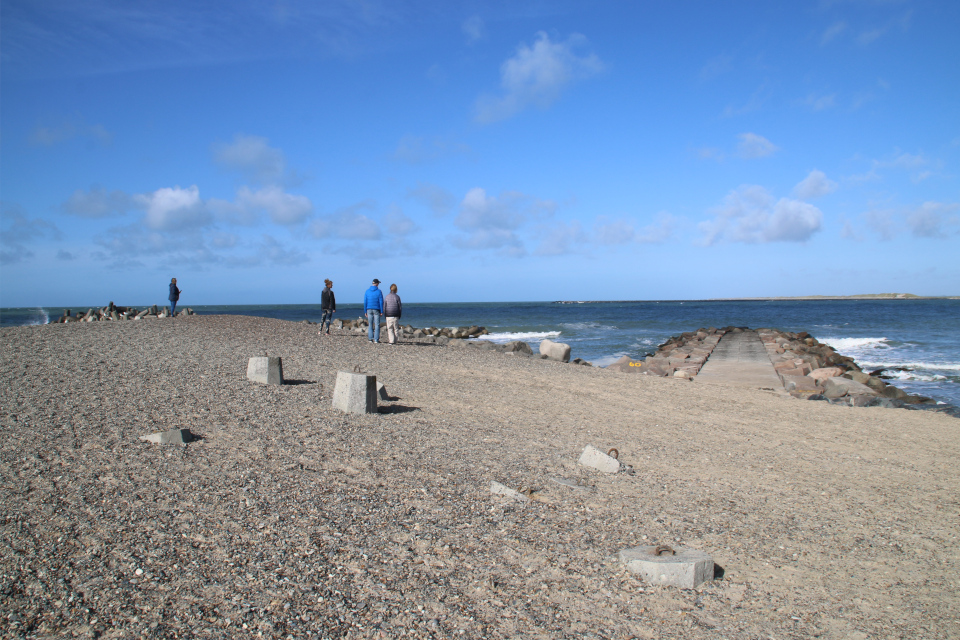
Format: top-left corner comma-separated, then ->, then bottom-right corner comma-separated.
168,278 -> 181,316
364,278 -> 384,343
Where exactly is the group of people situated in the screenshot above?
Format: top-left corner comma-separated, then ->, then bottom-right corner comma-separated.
318,278 -> 403,344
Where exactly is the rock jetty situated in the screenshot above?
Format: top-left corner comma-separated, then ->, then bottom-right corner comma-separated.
54,302 -> 194,322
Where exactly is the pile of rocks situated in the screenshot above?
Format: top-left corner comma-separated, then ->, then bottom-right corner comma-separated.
335,318 -> 489,340
605,327 -> 726,378
54,303 -> 194,323
758,328 -> 939,408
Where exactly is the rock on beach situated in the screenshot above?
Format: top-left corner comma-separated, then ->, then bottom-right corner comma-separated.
1,315 -> 958,639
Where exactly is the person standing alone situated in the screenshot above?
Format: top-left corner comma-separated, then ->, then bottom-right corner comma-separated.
319,279 -> 336,335
384,283 -> 402,344
364,279 -> 384,343
168,278 -> 181,316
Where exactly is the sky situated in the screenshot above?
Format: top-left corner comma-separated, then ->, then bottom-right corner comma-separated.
1,0 -> 958,306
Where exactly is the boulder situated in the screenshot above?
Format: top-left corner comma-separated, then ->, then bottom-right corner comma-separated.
500,340 -> 533,355
842,371 -> 872,385
809,367 -> 844,382
823,377 -> 877,399
539,338 -> 571,363
882,385 -> 909,400
782,375 -> 818,393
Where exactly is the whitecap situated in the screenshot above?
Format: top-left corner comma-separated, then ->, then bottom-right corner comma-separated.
821,337 -> 891,352
475,330 -> 562,344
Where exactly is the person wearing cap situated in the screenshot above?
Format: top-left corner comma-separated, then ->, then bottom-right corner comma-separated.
364,279 -> 385,343
319,278 -> 336,335
383,283 -> 402,344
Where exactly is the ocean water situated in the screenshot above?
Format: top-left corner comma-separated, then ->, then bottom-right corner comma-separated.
3,299 -> 959,406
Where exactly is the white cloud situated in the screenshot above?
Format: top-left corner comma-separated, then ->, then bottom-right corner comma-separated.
534,221 -> 587,256
475,32 -> 603,123
392,135 -> 469,164
804,93 -> 836,111
309,201 -> 381,240
821,21 -> 846,45
462,15 -> 484,44
736,133 -> 778,159
864,209 -> 896,241
450,228 -> 525,255
0,208 -> 62,265
793,170 -> 838,200
236,186 -> 313,226
213,134 -> 289,184
455,188 -> 528,231
62,186 -> 133,217
30,120 -> 112,146
136,185 -> 211,231
594,213 -> 675,245
906,202 -> 960,238
383,205 -> 416,236
407,182 -> 455,216
699,185 -> 822,245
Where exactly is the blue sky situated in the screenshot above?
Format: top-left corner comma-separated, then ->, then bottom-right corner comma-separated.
1,0 -> 958,306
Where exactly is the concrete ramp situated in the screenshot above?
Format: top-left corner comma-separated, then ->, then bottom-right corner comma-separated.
694,330 -> 786,393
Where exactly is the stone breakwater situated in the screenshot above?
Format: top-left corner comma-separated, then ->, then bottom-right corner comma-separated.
53,303 -> 194,322
602,325 -> 952,413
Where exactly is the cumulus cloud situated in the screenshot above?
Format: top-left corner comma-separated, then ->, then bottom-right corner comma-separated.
736,133 -> 778,159
462,15 -> 484,44
475,32 -> 604,123
451,187 -> 557,255
309,201 -> 382,240
906,202 -> 960,238
793,170 -> 838,200
213,134 -> 292,185
235,186 -> 313,226
407,182 -> 455,216
135,185 -> 211,231
699,185 -> 822,245
62,186 -> 133,217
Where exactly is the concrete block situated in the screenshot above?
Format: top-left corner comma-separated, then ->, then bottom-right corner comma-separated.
578,445 -> 621,473
247,356 -> 283,385
618,545 -> 714,589
377,381 -> 390,401
539,338 -> 571,363
140,428 -> 191,444
333,371 -> 378,414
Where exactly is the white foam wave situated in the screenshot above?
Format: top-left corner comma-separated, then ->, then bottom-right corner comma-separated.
858,360 -> 960,372
873,370 -> 949,382
476,330 -> 561,344
821,337 -> 891,352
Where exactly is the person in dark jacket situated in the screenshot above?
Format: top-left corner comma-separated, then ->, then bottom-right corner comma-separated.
319,278 -> 336,335
384,283 -> 402,344
364,279 -> 384,343
168,278 -> 181,316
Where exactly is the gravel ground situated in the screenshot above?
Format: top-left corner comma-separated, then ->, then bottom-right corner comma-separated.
1,315 -> 958,639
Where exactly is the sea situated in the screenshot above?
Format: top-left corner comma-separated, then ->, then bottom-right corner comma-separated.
3,299 -> 959,407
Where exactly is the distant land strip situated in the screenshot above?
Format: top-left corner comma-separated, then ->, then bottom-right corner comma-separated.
553,294 -> 959,303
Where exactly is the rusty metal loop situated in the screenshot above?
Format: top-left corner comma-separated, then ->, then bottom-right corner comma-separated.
653,545 -> 676,556
353,364 -> 362,373
607,448 -> 619,460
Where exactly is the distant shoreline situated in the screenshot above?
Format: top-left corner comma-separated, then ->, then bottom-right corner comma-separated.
554,294 -> 960,303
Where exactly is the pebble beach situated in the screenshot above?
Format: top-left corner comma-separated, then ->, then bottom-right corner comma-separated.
1,315 -> 958,639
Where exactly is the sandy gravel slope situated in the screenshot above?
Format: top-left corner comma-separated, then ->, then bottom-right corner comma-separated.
1,315 -> 958,639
